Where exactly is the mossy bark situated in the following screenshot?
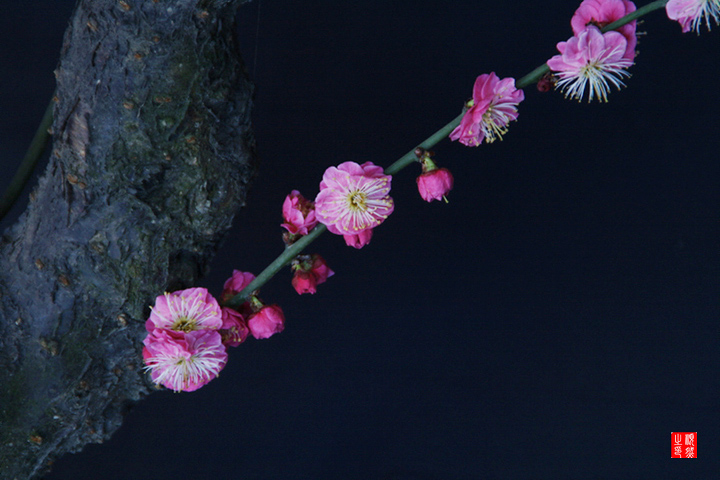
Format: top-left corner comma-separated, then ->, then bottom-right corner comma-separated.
0,0 -> 255,477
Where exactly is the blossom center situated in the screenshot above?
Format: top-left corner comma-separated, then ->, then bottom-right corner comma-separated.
171,316 -> 195,332
481,106 -> 511,143
581,61 -> 600,76
348,191 -> 367,211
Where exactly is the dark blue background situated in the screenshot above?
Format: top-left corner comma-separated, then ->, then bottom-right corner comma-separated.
2,1 -> 718,479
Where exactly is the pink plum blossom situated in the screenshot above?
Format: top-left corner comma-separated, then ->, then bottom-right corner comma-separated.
571,0 -> 637,60
143,329 -> 228,392
281,190 -> 318,236
292,254 -> 335,295
449,73 -> 524,147
145,288 -> 222,333
343,229 -> 373,249
219,307 -> 249,347
417,168 -> 454,202
247,304 -> 286,339
666,0 -> 720,33
314,161 -> 394,240
221,269 -> 256,307
547,26 -> 632,103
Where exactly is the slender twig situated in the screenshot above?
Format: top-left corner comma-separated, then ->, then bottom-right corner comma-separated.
225,225 -> 328,307
603,0 -> 669,33
0,99 -> 54,221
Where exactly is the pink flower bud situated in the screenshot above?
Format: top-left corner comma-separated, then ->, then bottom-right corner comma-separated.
292,271 -> 317,295
222,270 -> 256,300
221,270 -> 256,316
416,168 -> 454,202
309,254 -> 334,282
247,304 -> 285,339
536,73 -> 556,92
291,254 -> 335,295
281,190 -> 318,236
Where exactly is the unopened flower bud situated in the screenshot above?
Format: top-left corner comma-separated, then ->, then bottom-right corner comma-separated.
281,190 -> 318,238
291,254 -> 335,295
247,304 -> 285,339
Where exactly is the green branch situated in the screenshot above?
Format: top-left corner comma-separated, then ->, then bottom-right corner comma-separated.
225,224 -> 328,307
603,0 -> 669,33
0,100 -> 53,221
221,0 -> 672,307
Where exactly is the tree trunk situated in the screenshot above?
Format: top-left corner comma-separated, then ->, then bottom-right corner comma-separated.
0,0 -> 255,477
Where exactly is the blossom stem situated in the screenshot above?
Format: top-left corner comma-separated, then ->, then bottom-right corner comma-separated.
384,112 -> 465,176
0,99 -> 54,221
225,0 -> 672,306
602,0 -> 669,33
226,224 -> 328,307
516,64 -> 551,90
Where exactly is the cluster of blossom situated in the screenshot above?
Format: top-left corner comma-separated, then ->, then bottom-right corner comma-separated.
278,162 -> 393,300
143,0 -> 718,392
450,0 -> 718,146
282,156 -> 453,252
143,276 -> 285,392
143,157 -> 454,391
449,0 -> 638,146
143,155 -> 454,391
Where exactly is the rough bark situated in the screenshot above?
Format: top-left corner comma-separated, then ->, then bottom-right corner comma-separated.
0,0 -> 255,477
